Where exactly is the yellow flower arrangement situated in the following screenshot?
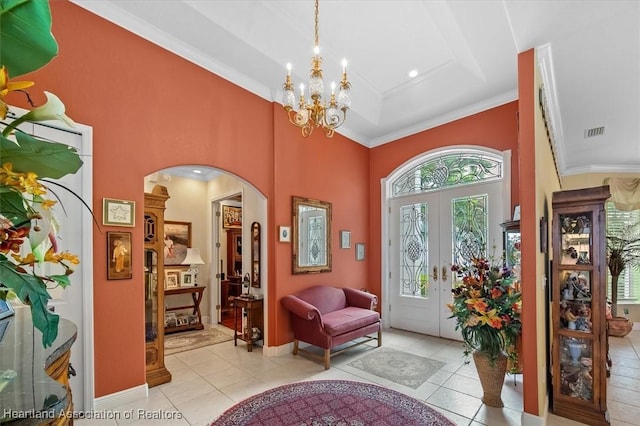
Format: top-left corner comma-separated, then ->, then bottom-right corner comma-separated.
1,0 -> 85,347
448,256 -> 522,365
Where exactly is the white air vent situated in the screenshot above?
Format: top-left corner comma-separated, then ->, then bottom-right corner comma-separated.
584,126 -> 605,138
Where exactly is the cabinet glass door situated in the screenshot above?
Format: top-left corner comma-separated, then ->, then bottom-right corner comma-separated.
144,249 -> 158,343
557,212 -> 595,404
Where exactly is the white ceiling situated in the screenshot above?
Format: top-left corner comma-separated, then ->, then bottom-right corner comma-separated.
72,0 -> 639,177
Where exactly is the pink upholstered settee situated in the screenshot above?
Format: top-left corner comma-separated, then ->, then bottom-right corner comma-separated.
281,285 -> 382,369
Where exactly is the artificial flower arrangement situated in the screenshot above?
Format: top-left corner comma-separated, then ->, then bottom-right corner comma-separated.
1,0 -> 85,346
448,256 -> 522,366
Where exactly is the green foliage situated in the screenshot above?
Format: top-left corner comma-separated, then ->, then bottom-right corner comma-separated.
0,0 -> 58,77
1,0 -> 84,347
1,132 -> 83,178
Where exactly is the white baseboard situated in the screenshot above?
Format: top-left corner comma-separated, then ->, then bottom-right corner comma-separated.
521,390 -> 548,426
93,383 -> 148,411
262,342 -> 293,357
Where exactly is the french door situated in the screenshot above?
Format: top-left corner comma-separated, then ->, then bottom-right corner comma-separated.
389,181 -> 504,340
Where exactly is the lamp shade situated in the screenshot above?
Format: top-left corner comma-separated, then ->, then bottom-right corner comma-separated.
181,248 -> 205,265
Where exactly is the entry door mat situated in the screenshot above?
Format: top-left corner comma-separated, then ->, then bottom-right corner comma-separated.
348,347 -> 445,389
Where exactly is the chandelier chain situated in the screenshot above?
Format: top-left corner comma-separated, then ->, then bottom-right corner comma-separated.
314,0 -> 319,48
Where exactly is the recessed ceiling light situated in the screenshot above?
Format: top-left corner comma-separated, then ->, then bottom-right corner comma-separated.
408,69 -> 418,78
192,169 -> 202,174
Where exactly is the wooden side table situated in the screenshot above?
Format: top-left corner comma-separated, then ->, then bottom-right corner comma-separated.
165,286 -> 205,334
231,296 -> 264,352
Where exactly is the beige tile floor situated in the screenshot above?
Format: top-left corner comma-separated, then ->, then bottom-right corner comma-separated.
77,326 -> 640,426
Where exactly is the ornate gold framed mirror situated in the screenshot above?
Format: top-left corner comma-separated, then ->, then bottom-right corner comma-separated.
250,221 -> 261,288
292,196 -> 332,274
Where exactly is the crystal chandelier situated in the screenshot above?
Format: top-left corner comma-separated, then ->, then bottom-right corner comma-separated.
281,0 -> 351,138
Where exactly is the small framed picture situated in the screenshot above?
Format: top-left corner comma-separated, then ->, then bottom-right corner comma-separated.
0,299 -> 15,320
340,230 -> 351,249
103,198 -> 135,227
279,226 -> 291,242
107,232 -> 132,280
165,271 -> 179,289
180,271 -> 195,287
513,205 -> 521,221
222,205 -> 242,229
164,221 -> 192,266
165,312 -> 177,328
356,243 -> 365,261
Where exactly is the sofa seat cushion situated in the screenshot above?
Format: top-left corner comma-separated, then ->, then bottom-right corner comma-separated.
322,307 -> 380,336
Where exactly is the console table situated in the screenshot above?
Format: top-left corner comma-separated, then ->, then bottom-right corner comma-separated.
231,296 -> 263,352
164,286 -> 205,334
0,306 -> 77,425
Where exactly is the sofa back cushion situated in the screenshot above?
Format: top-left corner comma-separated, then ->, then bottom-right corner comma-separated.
293,286 -> 347,315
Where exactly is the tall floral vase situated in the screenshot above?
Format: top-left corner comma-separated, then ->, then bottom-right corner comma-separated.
473,351 -> 508,408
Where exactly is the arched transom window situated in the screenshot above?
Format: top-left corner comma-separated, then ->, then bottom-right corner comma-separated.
391,152 -> 503,197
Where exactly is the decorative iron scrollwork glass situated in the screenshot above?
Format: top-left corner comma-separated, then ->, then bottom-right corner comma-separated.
392,152 -> 502,197
400,203 -> 429,297
452,194 -> 488,267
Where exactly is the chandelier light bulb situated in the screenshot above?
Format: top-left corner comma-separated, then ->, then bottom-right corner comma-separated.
286,63 -> 292,76
299,83 -> 305,97
314,45 -> 320,56
342,59 -> 347,73
331,81 -> 336,95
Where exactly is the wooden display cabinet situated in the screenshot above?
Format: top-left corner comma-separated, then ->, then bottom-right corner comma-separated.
144,185 -> 172,387
551,186 -> 610,425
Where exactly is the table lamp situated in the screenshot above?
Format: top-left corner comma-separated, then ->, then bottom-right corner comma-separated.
181,248 -> 205,286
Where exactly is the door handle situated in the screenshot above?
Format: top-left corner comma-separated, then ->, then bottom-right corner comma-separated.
442,266 -> 447,281
432,266 -> 438,281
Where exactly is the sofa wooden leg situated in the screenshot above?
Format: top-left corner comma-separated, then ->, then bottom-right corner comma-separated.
324,349 -> 330,370
293,340 -> 299,355
377,328 -> 382,347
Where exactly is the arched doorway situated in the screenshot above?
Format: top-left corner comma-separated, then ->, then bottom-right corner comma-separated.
143,165 -> 267,358
381,146 -> 511,339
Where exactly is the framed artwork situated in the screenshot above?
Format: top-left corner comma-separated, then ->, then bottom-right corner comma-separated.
222,205 -> 242,229
103,198 -> 135,227
540,216 -> 548,254
0,317 -> 10,343
165,271 -> 179,289
180,271 -> 195,287
0,299 -> 15,320
164,221 -> 191,265
279,226 -> 291,242
107,232 -> 132,280
513,205 -> 521,221
340,230 -> 351,249
356,243 -> 365,261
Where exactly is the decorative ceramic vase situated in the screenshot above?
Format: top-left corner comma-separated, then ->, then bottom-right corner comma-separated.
473,351 -> 508,408
567,341 -> 582,363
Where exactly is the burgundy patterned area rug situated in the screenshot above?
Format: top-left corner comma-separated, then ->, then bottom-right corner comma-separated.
210,380 -> 455,426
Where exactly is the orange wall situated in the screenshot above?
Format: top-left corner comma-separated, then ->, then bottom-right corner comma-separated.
20,3 -> 371,397
21,2 -> 526,403
369,102 -> 520,296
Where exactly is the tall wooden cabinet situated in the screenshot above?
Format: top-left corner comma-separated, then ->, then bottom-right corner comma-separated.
144,185 -> 172,387
551,186 -> 610,425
